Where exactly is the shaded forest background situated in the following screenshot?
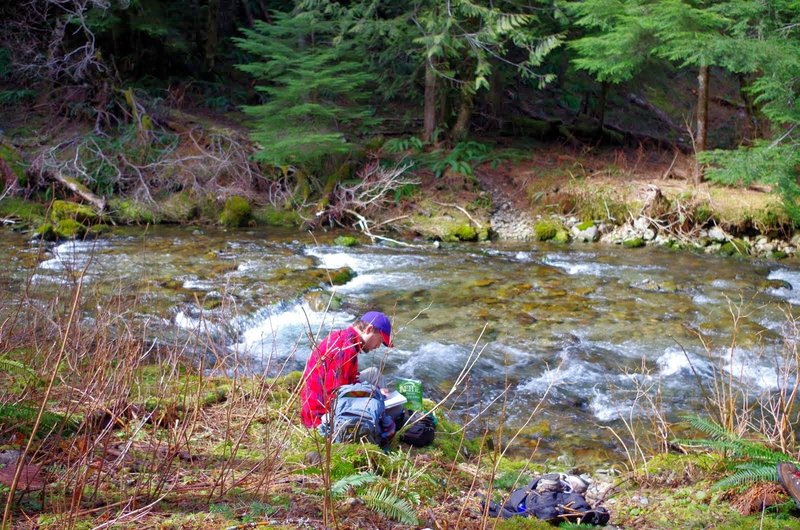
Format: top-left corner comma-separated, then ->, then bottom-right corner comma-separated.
0,0 -> 799,225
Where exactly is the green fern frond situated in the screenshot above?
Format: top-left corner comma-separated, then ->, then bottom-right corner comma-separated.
361,486 -> 419,525
331,472 -> 380,498
714,463 -> 777,489
0,356 -> 36,381
683,415 -> 736,441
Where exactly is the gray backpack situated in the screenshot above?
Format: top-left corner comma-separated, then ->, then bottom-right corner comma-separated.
331,383 -> 385,445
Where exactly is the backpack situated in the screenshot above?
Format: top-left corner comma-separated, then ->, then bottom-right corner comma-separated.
485,475 -> 610,526
400,411 -> 436,447
331,383 -> 386,445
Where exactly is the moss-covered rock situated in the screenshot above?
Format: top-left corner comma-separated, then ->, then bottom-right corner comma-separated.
253,206 -> 302,227
720,238 -> 750,256
304,291 -> 344,312
771,250 -> 788,260
34,223 -> 57,241
553,229 -> 570,243
0,198 -> 46,226
51,200 -> 99,223
446,223 -> 479,242
623,237 -> 645,248
334,235 -> 359,247
576,220 -> 595,231
109,198 -> 158,224
219,195 -> 253,227
54,219 -> 86,239
158,192 -> 199,223
533,219 -> 561,241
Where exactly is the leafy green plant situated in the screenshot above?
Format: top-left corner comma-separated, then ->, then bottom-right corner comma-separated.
0,89 -> 36,106
675,415 -> 794,489
429,141 -> 492,178
360,487 -> 418,525
384,136 -> 425,154
330,472 -> 418,525
330,472 -> 381,497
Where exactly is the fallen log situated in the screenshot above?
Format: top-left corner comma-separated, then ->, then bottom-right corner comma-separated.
49,170 -> 107,212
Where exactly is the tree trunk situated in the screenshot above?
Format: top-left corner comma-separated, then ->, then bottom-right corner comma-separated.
205,0 -> 220,70
451,86 -> 474,142
694,65 -> 709,184
596,81 -> 609,130
737,73 -> 765,140
422,59 -> 437,143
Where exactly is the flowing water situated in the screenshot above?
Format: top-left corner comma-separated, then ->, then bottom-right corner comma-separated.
3,225 -> 800,461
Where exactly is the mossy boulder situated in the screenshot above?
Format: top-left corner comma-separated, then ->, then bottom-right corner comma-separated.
219,195 -> 252,227
446,223 -> 479,242
720,238 -> 750,256
553,229 -> 570,243
109,198 -> 158,224
334,235 -> 359,247
35,219 -> 87,240
253,206 -> 302,227
34,223 -> 57,241
158,192 -> 199,223
0,198 -> 46,226
51,200 -> 99,224
533,219 -> 561,241
329,267 -> 356,285
54,219 -> 86,239
623,237 -> 645,248
304,291 -> 344,312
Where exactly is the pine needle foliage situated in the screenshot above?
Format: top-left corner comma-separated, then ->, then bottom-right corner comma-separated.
233,11 -> 377,167
676,415 -> 795,489
361,486 -> 419,525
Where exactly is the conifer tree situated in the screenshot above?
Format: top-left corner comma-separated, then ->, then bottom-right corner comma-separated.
234,10 -> 376,167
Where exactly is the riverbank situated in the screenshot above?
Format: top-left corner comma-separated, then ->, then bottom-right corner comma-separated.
2,227 -> 800,528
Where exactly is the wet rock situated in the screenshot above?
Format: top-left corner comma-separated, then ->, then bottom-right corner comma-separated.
708,226 -> 728,242
623,237 -> 645,248
571,222 -> 599,242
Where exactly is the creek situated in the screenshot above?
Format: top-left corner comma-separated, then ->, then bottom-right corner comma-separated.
3,225 -> 800,462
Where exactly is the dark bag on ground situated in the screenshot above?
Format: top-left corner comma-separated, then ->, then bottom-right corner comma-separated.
400,411 -> 435,447
484,476 -> 610,526
331,383 -> 386,445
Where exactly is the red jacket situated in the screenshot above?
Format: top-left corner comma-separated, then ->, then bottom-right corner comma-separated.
300,326 -> 363,428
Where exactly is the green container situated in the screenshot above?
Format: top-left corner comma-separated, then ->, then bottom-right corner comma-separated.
396,377 -> 423,411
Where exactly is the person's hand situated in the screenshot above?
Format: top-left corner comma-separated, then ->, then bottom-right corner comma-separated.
380,387 -> 390,397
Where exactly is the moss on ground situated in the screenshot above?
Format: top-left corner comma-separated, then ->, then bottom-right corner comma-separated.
0,197 -> 46,226
253,205 -> 303,226
108,198 -> 158,224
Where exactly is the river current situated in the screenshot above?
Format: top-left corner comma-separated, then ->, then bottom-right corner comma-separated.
3,226 -> 800,460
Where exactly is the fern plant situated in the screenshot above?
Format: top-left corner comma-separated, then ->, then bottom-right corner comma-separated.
330,472 -> 418,525
675,415 -> 796,489
360,486 -> 419,526
0,356 -> 36,382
